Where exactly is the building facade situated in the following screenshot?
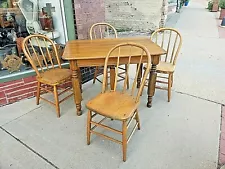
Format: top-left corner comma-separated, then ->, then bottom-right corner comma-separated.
0,0 -> 169,106
105,0 -> 167,32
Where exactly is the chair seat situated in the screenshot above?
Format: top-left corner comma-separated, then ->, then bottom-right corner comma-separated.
37,68 -> 72,85
157,61 -> 175,73
86,91 -> 139,120
144,61 -> 175,73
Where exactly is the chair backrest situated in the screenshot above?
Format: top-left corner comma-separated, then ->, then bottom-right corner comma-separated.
90,22 -> 118,40
102,43 -> 151,103
151,28 -> 182,65
22,34 -> 61,77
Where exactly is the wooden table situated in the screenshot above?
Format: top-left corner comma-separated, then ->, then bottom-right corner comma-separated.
62,38 -> 166,116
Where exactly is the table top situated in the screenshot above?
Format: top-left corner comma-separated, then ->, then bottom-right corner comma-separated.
62,37 -> 166,60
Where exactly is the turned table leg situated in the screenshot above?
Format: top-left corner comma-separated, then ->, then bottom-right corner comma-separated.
147,56 -> 160,108
137,63 -> 143,88
110,66 -> 115,90
78,67 -> 82,93
70,60 -> 82,116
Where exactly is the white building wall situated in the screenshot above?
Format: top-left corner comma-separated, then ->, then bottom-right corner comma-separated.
105,0 -> 164,32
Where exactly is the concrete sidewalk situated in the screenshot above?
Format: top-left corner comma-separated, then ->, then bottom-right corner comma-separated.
0,0 -> 224,169
0,81 -> 221,169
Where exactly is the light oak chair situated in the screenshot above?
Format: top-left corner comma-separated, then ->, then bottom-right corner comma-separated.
86,43 -> 151,162
90,22 -> 129,88
22,34 -> 73,117
143,28 -> 182,102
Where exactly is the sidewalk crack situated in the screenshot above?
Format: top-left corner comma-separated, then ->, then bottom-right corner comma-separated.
174,90 -> 224,106
0,126 -> 60,169
1,106 -> 43,127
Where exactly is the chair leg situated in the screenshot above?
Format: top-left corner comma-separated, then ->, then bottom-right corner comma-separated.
140,69 -> 147,96
171,74 -> 174,87
122,121 -> 127,162
125,64 -> 129,89
105,69 -> 108,90
87,110 -> 91,145
53,85 -> 60,117
168,74 -> 172,102
93,66 -> 99,84
135,110 -> 141,130
36,81 -> 41,105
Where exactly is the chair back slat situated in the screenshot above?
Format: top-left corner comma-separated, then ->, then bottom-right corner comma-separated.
90,23 -> 117,39
113,56 -> 120,91
43,38 -> 55,68
28,39 -> 44,72
106,26 -> 110,37
99,26 -> 103,39
34,37 -> 49,69
165,30 -> 172,61
22,34 -> 61,77
122,47 -> 132,92
170,34 -> 179,63
102,43 -> 151,103
161,31 -> 165,48
151,28 -> 182,65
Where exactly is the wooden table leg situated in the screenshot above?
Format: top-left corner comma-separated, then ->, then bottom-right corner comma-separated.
70,60 -> 82,116
137,63 -> 143,88
110,66 -> 115,90
147,56 -> 160,108
78,67 -> 82,93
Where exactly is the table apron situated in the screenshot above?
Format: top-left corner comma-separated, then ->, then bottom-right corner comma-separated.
76,55 -> 160,67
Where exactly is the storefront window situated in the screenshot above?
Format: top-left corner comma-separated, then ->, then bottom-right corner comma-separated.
0,0 -> 67,78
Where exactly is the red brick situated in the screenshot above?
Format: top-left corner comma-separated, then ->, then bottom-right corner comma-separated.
73,0 -> 105,39
0,79 -> 23,87
6,87 -> 37,98
59,81 -> 72,89
0,98 -> 7,106
0,81 -> 24,92
5,82 -> 37,94
23,76 -> 37,83
0,91 -> 5,99
8,92 -> 34,104
220,135 -> 225,164
220,106 -> 225,165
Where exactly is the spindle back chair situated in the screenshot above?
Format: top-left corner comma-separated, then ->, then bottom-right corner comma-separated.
143,28 -> 182,102
22,34 -> 73,117
90,22 -> 129,88
86,42 -> 152,162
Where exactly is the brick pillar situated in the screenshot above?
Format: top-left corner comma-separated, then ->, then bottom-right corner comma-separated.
212,0 -> 219,12
73,0 -> 105,39
159,0 -> 168,28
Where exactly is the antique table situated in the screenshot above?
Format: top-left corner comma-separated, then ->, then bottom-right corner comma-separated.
62,38 -> 166,116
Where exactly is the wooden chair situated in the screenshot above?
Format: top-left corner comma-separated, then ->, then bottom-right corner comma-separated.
86,43 -> 151,162
22,34 -> 73,117
143,28 -> 182,102
90,22 -> 129,88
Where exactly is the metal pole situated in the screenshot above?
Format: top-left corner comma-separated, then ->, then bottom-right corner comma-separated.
176,0 -> 179,12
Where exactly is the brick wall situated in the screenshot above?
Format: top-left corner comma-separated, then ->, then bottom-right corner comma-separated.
73,0 -> 105,39
0,67 -> 97,106
0,76 -> 37,106
71,0 -> 104,86
105,0 -> 164,32
0,0 -> 104,107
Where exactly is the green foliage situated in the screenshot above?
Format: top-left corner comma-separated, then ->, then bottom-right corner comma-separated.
207,1 -> 213,11
116,28 -> 132,32
0,1 -> 8,8
219,0 -> 225,9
